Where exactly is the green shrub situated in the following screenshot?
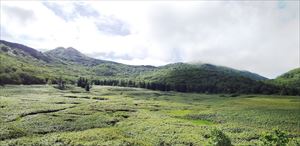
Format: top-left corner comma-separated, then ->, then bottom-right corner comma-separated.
1,46 -> 9,52
0,125 -> 26,140
209,129 -> 232,146
261,129 -> 289,146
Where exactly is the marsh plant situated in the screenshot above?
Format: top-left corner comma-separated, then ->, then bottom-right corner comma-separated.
261,129 -> 289,146
209,129 -> 232,146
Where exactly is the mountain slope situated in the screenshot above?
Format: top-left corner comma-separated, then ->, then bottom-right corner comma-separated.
160,63 -> 267,81
136,63 -> 273,93
2,40 -> 297,95
0,40 -> 156,84
272,68 -> 300,88
0,42 -> 96,84
45,47 -> 156,77
45,47 -> 113,66
0,40 -> 51,62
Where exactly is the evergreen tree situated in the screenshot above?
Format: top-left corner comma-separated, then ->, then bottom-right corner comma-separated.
85,83 -> 91,91
56,76 -> 66,90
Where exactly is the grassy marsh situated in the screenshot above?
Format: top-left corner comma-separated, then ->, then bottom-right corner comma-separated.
0,85 -> 299,145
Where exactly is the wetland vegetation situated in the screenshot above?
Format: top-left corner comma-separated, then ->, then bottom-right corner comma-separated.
0,85 -> 299,145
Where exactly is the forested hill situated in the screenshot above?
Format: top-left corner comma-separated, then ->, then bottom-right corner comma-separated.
94,63 -> 299,95
132,63 -> 279,94
0,40 -> 299,95
0,40 -> 156,84
271,68 -> 300,89
157,63 -> 267,81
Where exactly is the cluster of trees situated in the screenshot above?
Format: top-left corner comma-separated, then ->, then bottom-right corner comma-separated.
93,79 -> 172,91
0,55 -> 48,85
92,78 -> 300,95
77,77 -> 92,91
55,77 -> 66,90
0,72 -> 46,85
1,71 -> 298,95
0,68 -> 73,86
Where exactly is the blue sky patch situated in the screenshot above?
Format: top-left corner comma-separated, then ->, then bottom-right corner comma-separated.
95,17 -> 130,36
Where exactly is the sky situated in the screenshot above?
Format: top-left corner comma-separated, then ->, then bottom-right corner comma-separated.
0,1 -> 299,78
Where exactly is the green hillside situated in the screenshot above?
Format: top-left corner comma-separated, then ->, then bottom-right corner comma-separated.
0,50 -> 92,84
1,40 -> 299,95
134,63 -> 276,94
0,40 -> 155,84
272,68 -> 300,88
45,47 -> 113,66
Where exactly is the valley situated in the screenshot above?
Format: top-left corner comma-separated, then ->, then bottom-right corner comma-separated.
0,85 -> 299,145
0,40 -> 299,145
1,1 -> 299,145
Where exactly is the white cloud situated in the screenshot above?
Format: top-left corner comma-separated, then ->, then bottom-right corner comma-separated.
0,1 -> 299,78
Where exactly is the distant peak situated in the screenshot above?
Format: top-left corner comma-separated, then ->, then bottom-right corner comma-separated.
54,47 -> 66,50
67,47 -> 76,50
54,47 -> 76,50
65,47 -> 80,53
52,47 -> 80,53
187,61 -> 205,65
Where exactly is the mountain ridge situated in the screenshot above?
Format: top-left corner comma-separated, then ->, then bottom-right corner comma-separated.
0,40 -> 51,63
1,39 -> 299,95
0,39 -> 266,81
45,46 -> 110,66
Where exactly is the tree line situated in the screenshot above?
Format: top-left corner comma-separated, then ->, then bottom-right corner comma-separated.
77,77 -> 92,91
92,79 -> 300,95
1,74 -> 298,95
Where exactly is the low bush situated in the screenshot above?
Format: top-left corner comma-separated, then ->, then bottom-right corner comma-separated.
260,129 -> 289,146
209,129 -> 232,146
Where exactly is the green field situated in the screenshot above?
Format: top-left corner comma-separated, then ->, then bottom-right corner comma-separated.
0,85 -> 299,145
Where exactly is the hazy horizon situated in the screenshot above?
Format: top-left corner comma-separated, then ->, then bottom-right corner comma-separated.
1,1 -> 299,78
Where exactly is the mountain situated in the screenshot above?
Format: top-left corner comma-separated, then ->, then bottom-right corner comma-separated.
0,40 -> 51,63
135,63 -> 271,93
272,68 -> 300,88
160,63 -> 267,81
45,46 -> 156,77
45,47 -> 112,66
1,40 -> 298,95
0,40 -> 156,84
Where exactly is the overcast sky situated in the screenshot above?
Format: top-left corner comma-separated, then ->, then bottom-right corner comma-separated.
0,1 -> 299,78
